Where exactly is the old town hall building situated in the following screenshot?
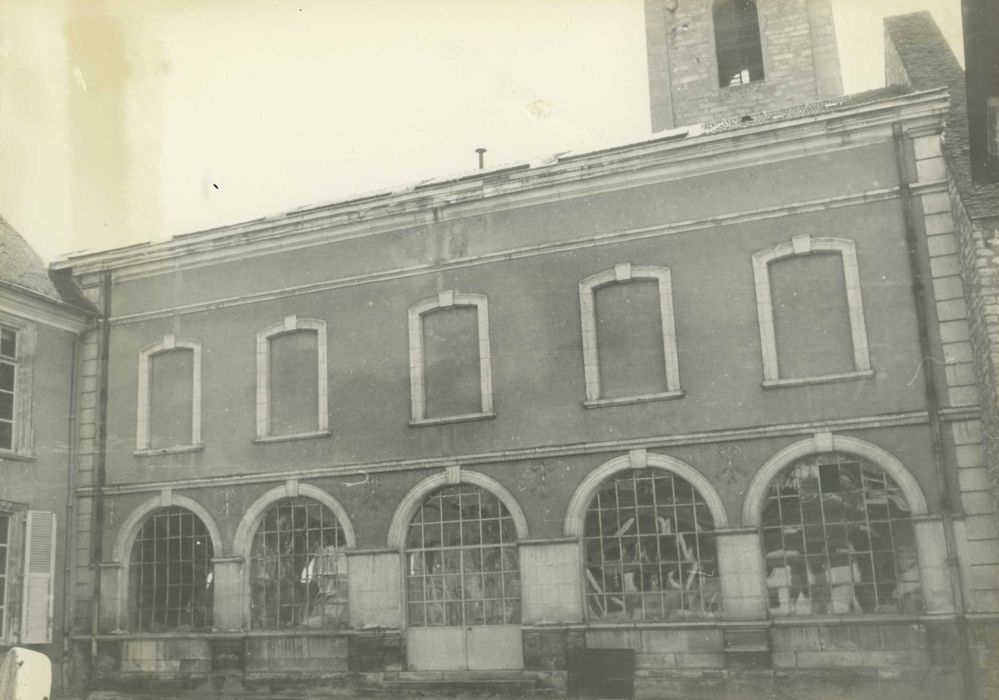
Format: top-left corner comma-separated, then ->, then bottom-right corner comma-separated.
2,2 -> 999,698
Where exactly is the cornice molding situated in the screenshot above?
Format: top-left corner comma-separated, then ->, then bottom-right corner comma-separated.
107,185 -> 903,326
54,89 -> 949,281
0,286 -> 94,333
75,406 -> 979,497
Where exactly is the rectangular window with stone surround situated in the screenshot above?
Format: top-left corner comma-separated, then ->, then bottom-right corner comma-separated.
136,336 -> 202,453
0,326 -> 16,451
0,505 -> 55,644
752,236 -> 873,388
408,291 -> 494,426
0,318 -> 34,458
579,264 -> 682,407
256,317 -> 328,441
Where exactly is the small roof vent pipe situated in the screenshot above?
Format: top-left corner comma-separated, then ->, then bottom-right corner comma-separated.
476,148 -> 487,170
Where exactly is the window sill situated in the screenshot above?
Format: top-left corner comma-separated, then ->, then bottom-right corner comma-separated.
409,411 -> 496,427
254,430 -> 331,445
762,370 -> 875,389
584,391 -> 685,409
769,613 -> 925,626
134,443 -> 205,457
0,449 -> 36,463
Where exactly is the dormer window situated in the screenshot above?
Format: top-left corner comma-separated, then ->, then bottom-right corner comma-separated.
714,0 -> 765,87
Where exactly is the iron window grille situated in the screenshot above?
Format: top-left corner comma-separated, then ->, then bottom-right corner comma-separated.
0,325 -> 16,451
583,469 -> 720,621
761,452 -> 921,616
128,507 -> 214,632
714,0 -> 765,87
249,496 -> 347,629
406,485 -> 520,627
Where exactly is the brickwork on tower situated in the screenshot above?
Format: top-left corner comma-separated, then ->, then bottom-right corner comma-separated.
644,0 -> 842,131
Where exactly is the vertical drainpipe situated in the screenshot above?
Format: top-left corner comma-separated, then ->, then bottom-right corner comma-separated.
89,270 -> 112,675
60,318 -> 89,691
891,123 -> 977,700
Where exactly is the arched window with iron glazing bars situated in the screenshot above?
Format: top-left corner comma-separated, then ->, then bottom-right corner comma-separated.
128,507 -> 214,631
405,485 -> 520,627
248,497 -> 348,629
714,0 -> 765,87
583,469 -> 719,621
760,452 -> 921,616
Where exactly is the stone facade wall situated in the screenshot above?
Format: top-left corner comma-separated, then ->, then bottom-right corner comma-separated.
951,180 -> 999,506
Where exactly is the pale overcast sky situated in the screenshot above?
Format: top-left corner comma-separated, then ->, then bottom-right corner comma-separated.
0,0 -> 964,261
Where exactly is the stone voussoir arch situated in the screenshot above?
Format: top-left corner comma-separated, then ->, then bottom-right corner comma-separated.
232,482 -> 357,559
387,468 -> 529,549
112,492 -> 224,566
741,433 -> 929,528
563,449 -> 730,537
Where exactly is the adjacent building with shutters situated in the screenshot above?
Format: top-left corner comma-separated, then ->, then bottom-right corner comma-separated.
2,3 -> 997,700
0,217 -> 95,687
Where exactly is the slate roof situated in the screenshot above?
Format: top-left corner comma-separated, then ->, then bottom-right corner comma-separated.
885,12 -> 999,220
0,215 -> 95,312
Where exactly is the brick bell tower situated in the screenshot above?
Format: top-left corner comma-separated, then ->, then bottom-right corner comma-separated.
644,0 -> 844,131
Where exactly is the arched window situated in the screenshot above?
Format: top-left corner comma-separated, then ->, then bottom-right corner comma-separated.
760,452 -> 921,616
583,469 -> 719,621
579,264 -> 681,406
714,0 -> 765,87
408,292 -> 494,424
128,507 -> 214,631
248,496 -> 348,629
405,484 -> 520,627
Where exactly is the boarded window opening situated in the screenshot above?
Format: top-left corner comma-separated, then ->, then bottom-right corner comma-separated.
422,307 -> 482,418
770,253 -> 855,378
594,280 -> 668,399
128,507 -> 214,631
714,0 -> 764,87
148,349 -> 195,449
269,330 -> 321,436
249,497 -> 347,629
761,453 -> 921,616
583,469 -> 719,621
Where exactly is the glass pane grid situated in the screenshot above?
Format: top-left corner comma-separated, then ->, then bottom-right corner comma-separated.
406,485 -> 520,627
249,497 -> 347,629
0,326 -> 15,360
584,469 -> 719,622
762,454 -> 921,617
129,507 -> 213,631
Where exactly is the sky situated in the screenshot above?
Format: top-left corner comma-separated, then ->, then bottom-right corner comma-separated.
0,0 -> 965,262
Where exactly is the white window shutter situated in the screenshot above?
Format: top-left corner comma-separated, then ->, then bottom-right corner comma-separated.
20,511 -> 56,644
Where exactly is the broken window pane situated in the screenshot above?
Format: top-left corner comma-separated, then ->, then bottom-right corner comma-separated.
761,453 -> 922,616
406,485 -> 520,627
128,507 -> 214,631
583,469 -> 720,621
249,497 -> 348,629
